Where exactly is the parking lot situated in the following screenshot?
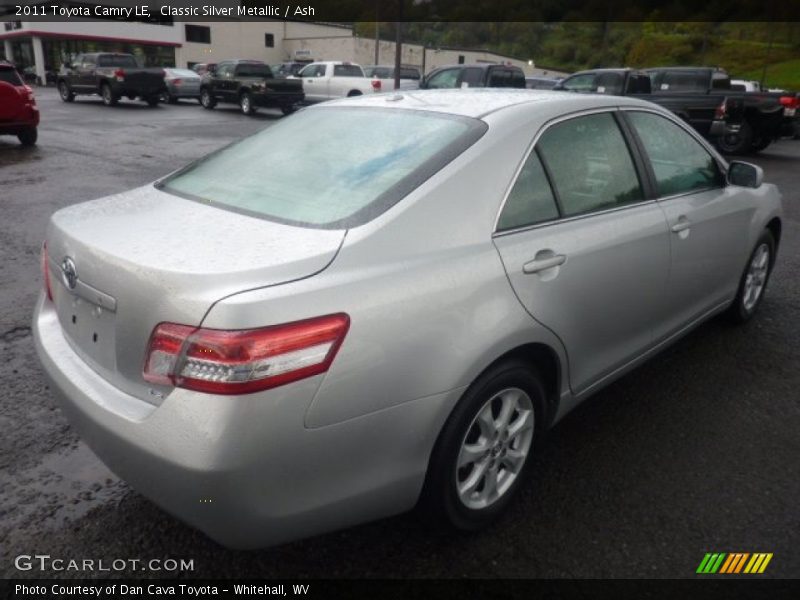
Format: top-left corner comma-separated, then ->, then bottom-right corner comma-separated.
1,87 -> 799,579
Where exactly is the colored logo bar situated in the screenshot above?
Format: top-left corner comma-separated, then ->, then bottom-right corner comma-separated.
697,553 -> 773,574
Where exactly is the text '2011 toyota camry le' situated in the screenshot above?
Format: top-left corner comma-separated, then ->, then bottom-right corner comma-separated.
34,90 -> 782,549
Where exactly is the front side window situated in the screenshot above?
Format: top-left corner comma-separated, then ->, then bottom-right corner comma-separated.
299,64 -> 326,78
594,72 -> 624,94
562,73 -> 596,92
425,68 -> 460,89
537,113 -> 643,217
497,150 -> 560,231
460,67 -> 483,88
160,108 -> 486,229
627,111 -> 724,197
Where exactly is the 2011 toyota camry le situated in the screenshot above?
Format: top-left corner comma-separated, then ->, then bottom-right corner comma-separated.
34,90 -> 782,549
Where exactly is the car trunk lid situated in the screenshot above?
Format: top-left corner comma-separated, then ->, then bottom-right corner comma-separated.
45,185 -> 344,405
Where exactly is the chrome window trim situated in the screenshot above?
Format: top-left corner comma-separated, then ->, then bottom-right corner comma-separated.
492,106 -> 648,236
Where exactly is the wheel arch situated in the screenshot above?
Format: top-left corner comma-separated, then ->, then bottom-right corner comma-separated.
766,217 -> 782,252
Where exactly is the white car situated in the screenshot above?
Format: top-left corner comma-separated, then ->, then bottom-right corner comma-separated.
731,79 -> 762,92
363,65 -> 421,92
292,61 -> 377,102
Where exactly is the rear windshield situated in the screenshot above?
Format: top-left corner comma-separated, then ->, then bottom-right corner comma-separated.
97,55 -> 138,68
237,63 -> 271,77
0,67 -> 22,85
159,107 -> 486,229
333,64 -> 363,77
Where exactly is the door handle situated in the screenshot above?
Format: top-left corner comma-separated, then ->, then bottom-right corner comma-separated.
523,253 -> 567,274
671,218 -> 691,233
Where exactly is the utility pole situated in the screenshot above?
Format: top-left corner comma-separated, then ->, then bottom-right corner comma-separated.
374,2 -> 379,65
393,2 -> 403,90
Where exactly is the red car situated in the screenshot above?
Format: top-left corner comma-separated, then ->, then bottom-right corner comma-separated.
0,62 -> 39,146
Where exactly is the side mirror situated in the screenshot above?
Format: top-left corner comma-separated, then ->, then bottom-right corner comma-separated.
728,161 -> 763,188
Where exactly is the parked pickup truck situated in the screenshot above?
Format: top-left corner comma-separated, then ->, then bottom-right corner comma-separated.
646,67 -> 798,154
200,60 -> 304,116
291,62 -> 377,102
420,64 -> 526,89
554,68 -> 734,144
57,53 -> 166,107
363,65 -> 421,92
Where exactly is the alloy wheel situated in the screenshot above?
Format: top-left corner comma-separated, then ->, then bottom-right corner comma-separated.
743,243 -> 770,311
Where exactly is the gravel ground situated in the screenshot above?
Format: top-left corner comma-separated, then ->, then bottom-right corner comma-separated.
1,88 -> 798,579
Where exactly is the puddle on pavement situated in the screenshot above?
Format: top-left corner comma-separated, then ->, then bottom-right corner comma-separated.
0,442 -> 125,543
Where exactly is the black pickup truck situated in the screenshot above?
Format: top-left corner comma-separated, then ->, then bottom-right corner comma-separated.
57,53 -> 166,107
419,64 -> 526,89
554,68 -> 733,144
199,60 -> 304,116
646,67 -> 797,154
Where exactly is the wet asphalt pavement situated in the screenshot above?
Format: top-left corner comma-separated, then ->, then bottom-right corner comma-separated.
1,88 -> 799,580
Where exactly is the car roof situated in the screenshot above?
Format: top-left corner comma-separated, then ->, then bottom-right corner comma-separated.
318,88 -> 656,119
431,64 -> 520,72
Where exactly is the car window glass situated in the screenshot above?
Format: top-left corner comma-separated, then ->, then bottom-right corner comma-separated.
97,55 -> 136,68
425,68 -> 460,89
595,72 -> 624,94
658,71 -> 707,92
161,108 -> 484,228
216,63 -> 233,78
400,67 -> 420,80
333,64 -> 363,77
562,73 -> 595,92
460,68 -> 483,88
82,55 -> 96,67
236,63 -> 270,78
0,68 -> 22,85
628,111 -> 724,197
537,113 -> 644,217
510,70 -> 526,88
497,150 -> 560,231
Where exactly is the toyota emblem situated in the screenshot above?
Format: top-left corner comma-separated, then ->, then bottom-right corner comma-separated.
61,257 -> 78,290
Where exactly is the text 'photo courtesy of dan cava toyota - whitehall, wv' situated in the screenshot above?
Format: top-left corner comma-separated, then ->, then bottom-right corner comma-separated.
2,3 -> 800,593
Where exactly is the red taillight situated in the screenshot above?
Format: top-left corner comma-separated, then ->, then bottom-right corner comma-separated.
41,242 -> 53,302
779,95 -> 799,109
371,78 -> 381,91
143,314 -> 350,395
714,98 -> 727,120
173,78 -> 182,86
114,68 -> 125,81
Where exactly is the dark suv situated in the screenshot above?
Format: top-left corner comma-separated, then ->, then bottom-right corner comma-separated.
420,64 -> 526,89
0,62 -> 39,146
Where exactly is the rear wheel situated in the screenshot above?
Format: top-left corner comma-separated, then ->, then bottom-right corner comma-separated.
716,120 -> 753,155
727,230 -> 775,323
420,359 -> 544,531
58,81 -> 74,102
145,95 -> 160,107
101,83 -> 118,106
347,90 -> 363,97
280,104 -> 296,116
17,127 -> 37,146
200,88 -> 216,109
240,91 -> 256,115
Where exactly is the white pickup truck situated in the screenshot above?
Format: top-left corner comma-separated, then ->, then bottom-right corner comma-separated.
292,61 -> 378,102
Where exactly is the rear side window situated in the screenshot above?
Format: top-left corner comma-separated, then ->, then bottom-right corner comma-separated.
460,68 -> 483,88
333,64 -> 363,77
97,55 -> 137,68
595,72 -> 624,94
488,69 -> 511,87
0,68 -> 22,86
236,63 -> 270,78
160,107 -> 486,229
497,151 -> 559,231
627,111 -> 724,197
400,67 -> 420,80
654,70 -> 708,92
537,113 -> 643,217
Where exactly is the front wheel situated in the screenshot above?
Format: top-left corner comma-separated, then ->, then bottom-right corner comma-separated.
419,359 -> 544,531
101,83 -> 118,106
727,230 -> 776,323
58,81 -> 74,102
239,91 -> 256,115
750,136 -> 772,153
200,88 -> 216,110
18,127 -> 37,146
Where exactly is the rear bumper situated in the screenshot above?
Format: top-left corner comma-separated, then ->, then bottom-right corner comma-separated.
110,82 -> 166,98
0,106 -> 39,133
33,294 -> 449,548
253,92 -> 305,107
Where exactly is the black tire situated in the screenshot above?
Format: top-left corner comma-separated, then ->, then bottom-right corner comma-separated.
280,104 -> 296,116
145,95 -> 160,107
58,80 -> 74,102
716,120 -> 753,155
419,359 -> 546,531
727,230 -> 776,324
200,88 -> 216,109
239,91 -> 256,115
101,83 -> 118,106
17,128 -> 37,146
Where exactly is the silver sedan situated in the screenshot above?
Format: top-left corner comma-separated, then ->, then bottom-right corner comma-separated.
33,90 -> 782,548
161,67 -> 202,104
